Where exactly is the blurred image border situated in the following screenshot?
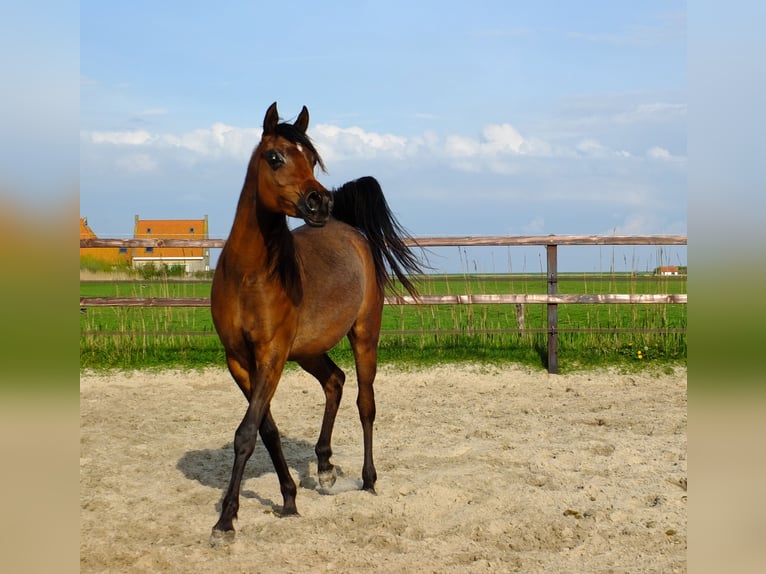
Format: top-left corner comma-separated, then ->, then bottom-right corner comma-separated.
689,2 -> 766,573
0,2 -> 80,572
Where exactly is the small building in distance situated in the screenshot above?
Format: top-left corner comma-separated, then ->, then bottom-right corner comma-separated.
80,217 -> 131,268
658,266 -> 680,276
132,215 -> 210,273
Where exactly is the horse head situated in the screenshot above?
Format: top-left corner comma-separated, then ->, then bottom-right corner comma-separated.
251,102 -> 333,227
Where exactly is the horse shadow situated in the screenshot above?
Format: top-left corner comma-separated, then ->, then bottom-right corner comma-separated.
177,436 -> 353,513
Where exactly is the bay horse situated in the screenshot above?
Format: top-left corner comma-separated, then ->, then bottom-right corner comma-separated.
209,102 -> 422,540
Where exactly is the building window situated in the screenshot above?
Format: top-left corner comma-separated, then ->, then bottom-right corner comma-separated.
190,227 -> 195,233
145,247 -> 154,254
119,248 -> 127,254
146,227 -> 151,233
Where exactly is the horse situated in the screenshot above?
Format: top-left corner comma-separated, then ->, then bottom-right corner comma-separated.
209,102 -> 423,540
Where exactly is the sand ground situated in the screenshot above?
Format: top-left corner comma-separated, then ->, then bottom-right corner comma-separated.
80,363 -> 687,573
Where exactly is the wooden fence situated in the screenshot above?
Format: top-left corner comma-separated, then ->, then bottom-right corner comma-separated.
80,235 -> 687,373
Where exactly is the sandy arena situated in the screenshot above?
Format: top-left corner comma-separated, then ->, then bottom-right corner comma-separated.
80,364 -> 687,573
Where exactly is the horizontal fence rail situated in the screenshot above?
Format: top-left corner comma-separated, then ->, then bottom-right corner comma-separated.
82,328 -> 687,338
80,293 -> 687,307
80,234 -> 687,249
80,234 -> 687,373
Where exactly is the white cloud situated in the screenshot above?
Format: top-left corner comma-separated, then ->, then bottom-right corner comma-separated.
576,138 -> 632,158
445,123 -> 549,158
444,134 -> 481,158
647,146 -> 671,160
576,138 -> 607,156
163,122 -> 264,159
84,120 -> 555,168
89,129 -> 154,146
442,123 -> 559,170
312,124 -> 410,161
84,123 -> 260,160
482,124 -> 525,154
646,146 -> 685,163
81,110 -> 682,182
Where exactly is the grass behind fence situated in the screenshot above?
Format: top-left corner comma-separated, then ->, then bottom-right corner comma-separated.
80,272 -> 686,371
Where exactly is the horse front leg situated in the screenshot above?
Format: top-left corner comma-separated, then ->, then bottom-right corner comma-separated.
298,354 -> 346,490
211,400 -> 264,539
259,410 -> 298,515
211,364 -> 283,541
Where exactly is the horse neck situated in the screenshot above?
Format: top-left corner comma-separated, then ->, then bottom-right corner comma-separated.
224,177 -> 301,301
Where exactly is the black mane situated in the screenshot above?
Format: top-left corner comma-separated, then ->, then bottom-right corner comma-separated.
274,122 -> 326,172
250,122 -> 326,304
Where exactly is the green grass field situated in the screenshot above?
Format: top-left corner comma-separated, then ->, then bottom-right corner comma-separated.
80,272 -> 686,371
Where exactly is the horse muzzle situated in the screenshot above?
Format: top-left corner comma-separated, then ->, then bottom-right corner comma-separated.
297,189 -> 333,227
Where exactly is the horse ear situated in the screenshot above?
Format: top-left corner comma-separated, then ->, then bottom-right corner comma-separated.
263,102 -> 279,135
294,106 -> 309,133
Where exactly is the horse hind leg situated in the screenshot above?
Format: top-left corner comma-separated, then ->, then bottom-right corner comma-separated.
348,331 -> 379,492
298,354 -> 345,490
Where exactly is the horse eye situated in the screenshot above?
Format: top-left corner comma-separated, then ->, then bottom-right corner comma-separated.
264,150 -> 285,170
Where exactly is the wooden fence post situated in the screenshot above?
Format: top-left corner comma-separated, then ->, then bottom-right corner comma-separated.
546,243 -> 559,374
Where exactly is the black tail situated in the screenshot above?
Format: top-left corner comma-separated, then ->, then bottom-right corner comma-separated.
332,176 -> 423,297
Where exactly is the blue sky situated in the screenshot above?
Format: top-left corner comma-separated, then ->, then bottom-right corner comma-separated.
80,0 -> 687,272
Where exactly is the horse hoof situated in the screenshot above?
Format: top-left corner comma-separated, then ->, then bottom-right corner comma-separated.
276,507 -> 300,518
362,482 -> 377,494
209,528 -> 236,547
318,468 -> 337,490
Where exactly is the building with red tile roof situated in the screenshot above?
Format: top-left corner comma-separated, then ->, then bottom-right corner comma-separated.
80,217 -> 131,267
132,215 -> 210,272
658,266 -> 680,276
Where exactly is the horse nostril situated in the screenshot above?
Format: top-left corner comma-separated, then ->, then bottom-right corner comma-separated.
306,191 -> 322,213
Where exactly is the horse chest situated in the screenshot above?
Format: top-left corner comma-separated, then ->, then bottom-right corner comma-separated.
235,281 -> 295,333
